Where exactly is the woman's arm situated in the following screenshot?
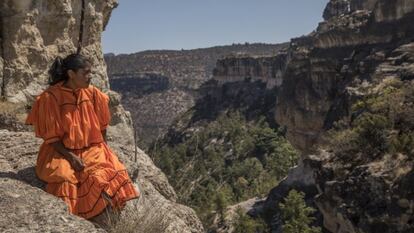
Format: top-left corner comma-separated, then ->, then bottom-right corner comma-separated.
51,141 -> 85,172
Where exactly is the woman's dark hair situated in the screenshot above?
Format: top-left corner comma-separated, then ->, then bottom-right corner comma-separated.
48,53 -> 91,85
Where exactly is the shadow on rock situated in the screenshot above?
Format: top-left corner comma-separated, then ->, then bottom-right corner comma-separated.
0,166 -> 45,189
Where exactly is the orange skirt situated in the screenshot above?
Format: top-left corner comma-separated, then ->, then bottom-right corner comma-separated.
36,142 -> 139,219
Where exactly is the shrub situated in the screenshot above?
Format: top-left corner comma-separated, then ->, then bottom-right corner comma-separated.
328,79 -> 414,160
279,190 -> 321,233
233,208 -> 268,233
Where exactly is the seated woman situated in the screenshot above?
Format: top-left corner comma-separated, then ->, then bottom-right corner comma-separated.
26,53 -> 139,220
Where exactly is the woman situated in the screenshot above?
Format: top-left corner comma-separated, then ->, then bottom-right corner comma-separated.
25,53 -> 139,220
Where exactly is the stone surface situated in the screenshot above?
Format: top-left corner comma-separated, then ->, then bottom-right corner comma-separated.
309,41 -> 414,233
310,148 -> 414,233
213,197 -> 265,233
0,0 -> 118,103
107,139 -> 204,233
0,130 -> 105,233
213,53 -> 288,89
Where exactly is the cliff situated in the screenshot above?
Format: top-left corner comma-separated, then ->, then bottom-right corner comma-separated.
209,0 -> 414,153
0,1 -> 203,232
105,44 -> 288,148
212,54 -> 288,90
105,44 -> 288,90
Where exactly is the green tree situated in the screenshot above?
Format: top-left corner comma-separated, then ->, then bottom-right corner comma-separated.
279,190 -> 321,233
233,208 -> 267,233
215,191 -> 229,222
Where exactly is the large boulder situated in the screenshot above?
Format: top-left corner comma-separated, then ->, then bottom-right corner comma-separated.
0,127 -> 204,232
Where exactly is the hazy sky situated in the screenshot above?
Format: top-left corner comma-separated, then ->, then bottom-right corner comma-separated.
102,0 -> 329,54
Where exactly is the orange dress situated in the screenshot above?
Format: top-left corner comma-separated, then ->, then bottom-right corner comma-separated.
25,81 -> 139,219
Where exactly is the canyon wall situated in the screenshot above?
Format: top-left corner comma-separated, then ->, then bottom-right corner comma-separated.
205,0 -> 414,232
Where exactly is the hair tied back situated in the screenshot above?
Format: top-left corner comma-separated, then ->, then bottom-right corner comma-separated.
48,53 -> 91,86
49,56 -> 64,85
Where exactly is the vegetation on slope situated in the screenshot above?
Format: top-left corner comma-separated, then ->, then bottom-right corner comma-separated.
150,110 -> 298,228
327,78 -> 414,163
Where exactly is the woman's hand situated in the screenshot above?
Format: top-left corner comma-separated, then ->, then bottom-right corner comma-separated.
67,153 -> 85,172
51,141 -> 85,172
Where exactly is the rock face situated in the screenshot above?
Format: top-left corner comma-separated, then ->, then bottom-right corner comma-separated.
213,54 -> 288,90
309,42 -> 414,233
105,44 -> 288,148
0,0 -> 117,103
310,146 -> 414,233
105,44 -> 288,91
0,0 -> 204,232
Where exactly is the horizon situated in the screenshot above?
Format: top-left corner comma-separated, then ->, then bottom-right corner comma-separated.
103,42 -> 288,56
102,0 -> 329,55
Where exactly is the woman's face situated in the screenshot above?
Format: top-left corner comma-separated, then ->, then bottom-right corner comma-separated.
69,64 -> 92,89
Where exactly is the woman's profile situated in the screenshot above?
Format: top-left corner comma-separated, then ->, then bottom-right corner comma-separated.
25,53 -> 139,220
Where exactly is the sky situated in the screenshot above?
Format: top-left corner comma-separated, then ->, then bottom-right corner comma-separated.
102,0 -> 329,54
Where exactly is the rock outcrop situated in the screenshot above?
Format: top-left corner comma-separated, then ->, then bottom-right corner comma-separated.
213,197 -> 266,233
309,42 -> 414,233
274,7 -> 414,232
0,0 -> 204,232
0,130 -> 105,233
0,0 -> 117,103
0,128 -> 204,233
213,53 -> 288,90
105,44 -> 288,91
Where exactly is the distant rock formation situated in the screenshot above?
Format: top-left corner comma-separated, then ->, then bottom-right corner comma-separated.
105,44 -> 288,148
213,54 -> 288,89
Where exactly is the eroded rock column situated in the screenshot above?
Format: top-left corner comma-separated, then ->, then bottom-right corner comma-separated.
0,0 -> 117,103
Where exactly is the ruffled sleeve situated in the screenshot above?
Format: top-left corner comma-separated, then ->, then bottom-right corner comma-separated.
25,91 -> 64,144
93,87 -> 111,131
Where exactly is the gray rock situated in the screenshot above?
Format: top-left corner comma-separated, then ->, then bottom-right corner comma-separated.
0,130 -> 105,233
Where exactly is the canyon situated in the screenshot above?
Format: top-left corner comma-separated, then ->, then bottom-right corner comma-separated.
1,0 -> 413,232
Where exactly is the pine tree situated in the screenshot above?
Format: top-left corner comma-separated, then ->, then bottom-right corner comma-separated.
279,189 -> 321,233
233,208 -> 267,233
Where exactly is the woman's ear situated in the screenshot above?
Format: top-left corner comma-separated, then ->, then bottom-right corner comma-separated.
67,70 -> 76,80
